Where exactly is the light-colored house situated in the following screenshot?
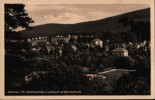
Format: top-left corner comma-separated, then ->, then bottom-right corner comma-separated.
91,39 -> 103,48
103,45 -> 109,52
71,35 -> 78,40
63,37 -> 70,43
112,48 -> 128,57
79,67 -> 89,73
58,49 -> 63,57
85,74 -> 107,80
45,45 -> 54,54
71,45 -> 77,52
139,40 -> 147,48
27,38 -> 31,42
31,41 -> 38,46
31,47 -> 38,52
39,37 -> 41,39
45,41 -> 51,46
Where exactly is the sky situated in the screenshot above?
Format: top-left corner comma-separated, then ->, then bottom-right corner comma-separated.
25,4 -> 149,26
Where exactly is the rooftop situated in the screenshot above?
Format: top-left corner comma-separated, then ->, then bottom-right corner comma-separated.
112,48 -> 128,52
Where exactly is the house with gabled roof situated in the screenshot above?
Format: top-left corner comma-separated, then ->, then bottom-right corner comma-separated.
91,39 -> 103,48
112,47 -> 128,57
70,45 -> 77,52
45,45 -> 54,54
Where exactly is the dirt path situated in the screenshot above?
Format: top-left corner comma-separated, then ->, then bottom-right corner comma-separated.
98,69 -> 136,74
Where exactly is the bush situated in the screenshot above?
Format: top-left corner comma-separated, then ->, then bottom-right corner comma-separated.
112,74 -> 150,95
113,56 -> 134,69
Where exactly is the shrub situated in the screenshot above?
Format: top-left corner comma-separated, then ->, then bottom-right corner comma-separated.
113,56 -> 134,69
112,74 -> 150,95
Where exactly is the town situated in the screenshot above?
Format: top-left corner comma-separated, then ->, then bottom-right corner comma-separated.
5,4 -> 151,95
5,33 -> 150,84
6,34 -> 150,62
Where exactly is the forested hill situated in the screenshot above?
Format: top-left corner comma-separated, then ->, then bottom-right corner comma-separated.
19,8 -> 150,38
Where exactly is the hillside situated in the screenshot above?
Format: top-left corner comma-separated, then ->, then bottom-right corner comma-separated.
19,8 -> 150,38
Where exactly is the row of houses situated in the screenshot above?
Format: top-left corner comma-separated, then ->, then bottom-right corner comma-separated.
19,33 -> 150,58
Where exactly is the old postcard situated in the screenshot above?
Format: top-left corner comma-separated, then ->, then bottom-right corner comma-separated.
0,0 -> 154,99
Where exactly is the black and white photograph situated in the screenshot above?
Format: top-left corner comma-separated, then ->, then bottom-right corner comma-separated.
2,0 -> 154,98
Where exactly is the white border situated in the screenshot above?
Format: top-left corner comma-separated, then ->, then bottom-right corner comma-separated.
0,0 -> 154,99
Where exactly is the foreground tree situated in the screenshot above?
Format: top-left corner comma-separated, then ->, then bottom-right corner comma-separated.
5,4 -> 34,33
112,74 -> 150,95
